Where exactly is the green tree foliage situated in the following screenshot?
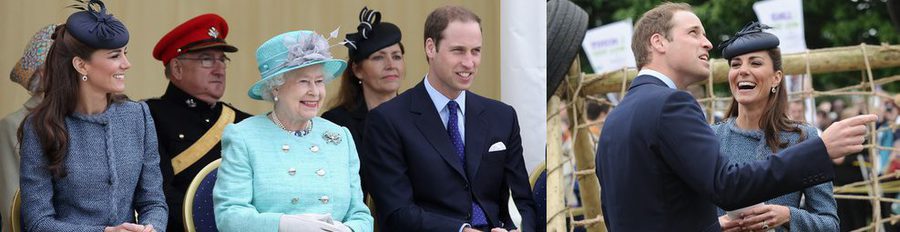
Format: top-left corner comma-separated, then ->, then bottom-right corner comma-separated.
571,0 -> 900,92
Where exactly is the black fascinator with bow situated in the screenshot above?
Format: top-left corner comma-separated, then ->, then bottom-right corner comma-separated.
65,0 -> 129,49
719,22 -> 779,60
343,7 -> 402,61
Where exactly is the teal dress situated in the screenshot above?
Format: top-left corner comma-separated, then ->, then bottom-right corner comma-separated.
213,115 -> 372,232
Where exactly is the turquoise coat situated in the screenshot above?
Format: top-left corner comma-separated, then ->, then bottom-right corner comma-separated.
213,115 -> 372,232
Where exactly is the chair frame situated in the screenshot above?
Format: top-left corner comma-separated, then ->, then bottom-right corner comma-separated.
183,158 -> 221,232
530,161 -> 546,188
9,189 -> 20,232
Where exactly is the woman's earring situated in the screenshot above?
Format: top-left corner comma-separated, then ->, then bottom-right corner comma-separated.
358,80 -> 362,85
81,75 -> 88,81
771,86 -> 777,94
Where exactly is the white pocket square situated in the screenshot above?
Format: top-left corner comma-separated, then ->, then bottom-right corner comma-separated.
488,142 -> 507,152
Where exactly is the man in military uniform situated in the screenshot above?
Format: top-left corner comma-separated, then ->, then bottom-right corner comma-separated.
146,14 -> 251,232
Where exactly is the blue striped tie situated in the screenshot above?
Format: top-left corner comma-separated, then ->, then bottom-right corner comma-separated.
447,100 -> 488,226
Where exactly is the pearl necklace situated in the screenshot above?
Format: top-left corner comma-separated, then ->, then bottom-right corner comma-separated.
269,112 -> 312,137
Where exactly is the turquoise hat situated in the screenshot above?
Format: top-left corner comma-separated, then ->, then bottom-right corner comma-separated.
249,30 -> 347,100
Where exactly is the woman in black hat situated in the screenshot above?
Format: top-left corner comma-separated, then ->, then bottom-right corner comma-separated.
18,1 -> 168,231
713,22 -> 838,232
322,6 -> 405,196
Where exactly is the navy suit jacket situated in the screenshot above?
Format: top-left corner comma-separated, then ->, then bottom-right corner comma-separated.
596,75 -> 834,231
364,81 -> 537,231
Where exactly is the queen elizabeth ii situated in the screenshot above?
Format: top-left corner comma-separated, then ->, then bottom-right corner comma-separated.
213,30 -> 372,232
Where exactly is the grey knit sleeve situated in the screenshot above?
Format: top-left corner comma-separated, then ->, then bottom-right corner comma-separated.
132,102 -> 169,230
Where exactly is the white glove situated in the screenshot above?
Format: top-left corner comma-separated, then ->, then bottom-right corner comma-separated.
331,221 -> 353,232
278,213 -> 347,232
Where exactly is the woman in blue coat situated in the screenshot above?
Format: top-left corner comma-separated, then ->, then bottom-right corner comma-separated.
213,30 -> 372,232
19,1 -> 168,231
714,22 -> 838,232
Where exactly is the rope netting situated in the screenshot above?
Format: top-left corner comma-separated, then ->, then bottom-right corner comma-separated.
547,43 -> 900,232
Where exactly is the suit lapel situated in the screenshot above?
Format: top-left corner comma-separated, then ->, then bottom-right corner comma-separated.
464,94 -> 487,180
410,82 -> 468,181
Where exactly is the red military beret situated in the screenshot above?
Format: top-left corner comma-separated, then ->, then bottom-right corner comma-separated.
153,13 -> 238,65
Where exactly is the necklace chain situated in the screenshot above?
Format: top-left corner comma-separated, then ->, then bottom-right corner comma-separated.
270,112 -> 312,137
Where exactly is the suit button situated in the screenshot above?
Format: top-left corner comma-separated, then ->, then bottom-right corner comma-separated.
466,213 -> 472,220
291,197 -> 299,204
316,169 -> 326,176
178,134 -> 184,139
288,168 -> 296,176
319,195 -> 330,204
282,144 -> 290,152
464,184 -> 470,191
310,145 -> 319,153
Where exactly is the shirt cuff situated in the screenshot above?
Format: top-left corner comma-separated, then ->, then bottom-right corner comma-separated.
459,223 -> 472,232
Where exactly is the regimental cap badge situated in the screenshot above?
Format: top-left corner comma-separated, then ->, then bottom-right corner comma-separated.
208,27 -> 219,39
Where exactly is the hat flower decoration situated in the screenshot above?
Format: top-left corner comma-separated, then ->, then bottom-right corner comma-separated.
250,28 -> 347,100
280,31 -> 332,72
341,7 -> 402,61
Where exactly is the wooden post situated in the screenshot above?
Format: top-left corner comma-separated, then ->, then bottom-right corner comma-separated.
547,96 -> 567,232
576,44 -> 900,95
569,98 -> 605,232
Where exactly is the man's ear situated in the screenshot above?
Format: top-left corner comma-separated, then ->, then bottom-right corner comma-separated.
425,38 -> 437,61
649,33 -> 667,53
170,60 -> 184,81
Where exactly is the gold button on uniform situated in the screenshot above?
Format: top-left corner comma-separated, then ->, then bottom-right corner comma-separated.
288,168 -> 296,176
319,195 -> 329,204
310,145 -> 319,153
316,169 -> 326,176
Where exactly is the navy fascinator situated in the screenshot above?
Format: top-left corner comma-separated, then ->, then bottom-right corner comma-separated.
719,22 -> 779,60
65,0 -> 129,49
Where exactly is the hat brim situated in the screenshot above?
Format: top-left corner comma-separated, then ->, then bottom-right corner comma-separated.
248,59 -> 347,100
186,41 -> 238,53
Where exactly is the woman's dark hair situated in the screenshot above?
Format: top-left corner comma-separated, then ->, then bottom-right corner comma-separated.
328,42 -> 404,112
18,24 -> 126,179
725,47 -> 807,152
